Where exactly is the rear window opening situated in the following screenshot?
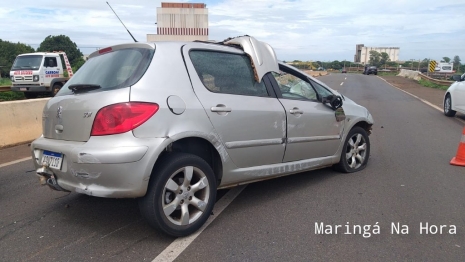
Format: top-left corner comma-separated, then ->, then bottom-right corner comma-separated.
57,47 -> 154,96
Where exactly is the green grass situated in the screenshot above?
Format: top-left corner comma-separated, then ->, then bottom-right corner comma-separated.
418,79 -> 449,90
0,91 -> 25,101
377,71 -> 398,76
0,77 -> 12,86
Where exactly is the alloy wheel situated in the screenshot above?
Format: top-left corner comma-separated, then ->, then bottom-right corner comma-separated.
162,166 -> 210,226
445,96 -> 451,113
345,133 -> 367,169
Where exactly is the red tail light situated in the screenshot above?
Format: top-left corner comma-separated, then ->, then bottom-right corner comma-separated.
91,102 -> 159,136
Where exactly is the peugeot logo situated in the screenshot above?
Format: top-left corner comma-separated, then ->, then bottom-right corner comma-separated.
56,106 -> 63,119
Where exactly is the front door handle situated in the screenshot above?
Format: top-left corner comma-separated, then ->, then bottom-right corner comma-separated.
211,105 -> 232,113
289,107 -> 303,114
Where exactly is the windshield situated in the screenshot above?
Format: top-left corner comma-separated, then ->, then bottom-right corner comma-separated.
57,47 -> 154,96
11,55 -> 43,70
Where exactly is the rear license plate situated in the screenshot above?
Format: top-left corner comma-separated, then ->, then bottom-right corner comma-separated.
42,150 -> 63,170
20,88 -> 27,91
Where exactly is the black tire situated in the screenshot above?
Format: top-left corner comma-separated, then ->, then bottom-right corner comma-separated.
23,92 -> 38,99
139,152 -> 217,237
335,127 -> 370,173
51,84 -> 62,97
444,94 -> 456,117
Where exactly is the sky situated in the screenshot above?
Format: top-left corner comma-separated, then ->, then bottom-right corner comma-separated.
1,0 -> 464,63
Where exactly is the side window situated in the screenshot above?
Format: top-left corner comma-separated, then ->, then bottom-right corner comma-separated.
45,57 -> 57,67
189,50 -> 269,97
271,71 -> 317,101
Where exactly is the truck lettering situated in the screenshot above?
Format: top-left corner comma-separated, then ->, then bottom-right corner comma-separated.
13,70 -> 33,75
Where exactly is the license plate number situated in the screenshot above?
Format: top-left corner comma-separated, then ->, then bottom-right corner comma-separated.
20,88 -> 27,91
41,150 -> 63,169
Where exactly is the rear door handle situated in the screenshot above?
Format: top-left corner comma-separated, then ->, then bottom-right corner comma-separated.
289,108 -> 303,114
211,105 -> 232,113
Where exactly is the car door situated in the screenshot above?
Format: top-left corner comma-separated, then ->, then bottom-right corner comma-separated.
452,73 -> 465,113
182,44 -> 286,168
268,64 -> 344,162
44,56 -> 60,79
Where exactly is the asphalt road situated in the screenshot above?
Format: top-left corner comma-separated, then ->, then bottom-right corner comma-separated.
1,74 -> 465,261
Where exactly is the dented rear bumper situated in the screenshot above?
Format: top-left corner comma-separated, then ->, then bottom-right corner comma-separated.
31,132 -> 168,198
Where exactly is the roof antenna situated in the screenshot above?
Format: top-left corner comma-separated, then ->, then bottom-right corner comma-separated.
106,1 -> 138,42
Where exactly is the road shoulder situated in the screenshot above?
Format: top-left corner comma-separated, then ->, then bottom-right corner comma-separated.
379,75 -> 445,109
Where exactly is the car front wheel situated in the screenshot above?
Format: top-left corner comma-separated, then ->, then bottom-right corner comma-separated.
444,94 -> 456,117
51,84 -> 62,97
139,152 -> 216,237
335,127 -> 370,173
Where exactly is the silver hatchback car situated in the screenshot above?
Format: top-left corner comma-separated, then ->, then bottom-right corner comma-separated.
32,36 -> 373,236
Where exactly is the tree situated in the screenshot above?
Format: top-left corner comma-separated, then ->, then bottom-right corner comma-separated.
311,62 -> 319,70
37,35 -> 85,71
379,52 -> 390,67
420,58 -> 430,68
369,51 -> 381,67
331,60 -> 341,70
0,39 -> 35,77
442,57 -> 451,63
453,55 -> 461,71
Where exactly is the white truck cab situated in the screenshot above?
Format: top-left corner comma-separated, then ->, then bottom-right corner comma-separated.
10,52 -> 74,98
435,62 -> 454,73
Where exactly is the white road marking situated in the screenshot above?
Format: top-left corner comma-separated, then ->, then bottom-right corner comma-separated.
345,77 -> 347,80
0,157 -> 31,168
340,82 -> 344,86
153,185 -> 247,262
377,76 -> 465,125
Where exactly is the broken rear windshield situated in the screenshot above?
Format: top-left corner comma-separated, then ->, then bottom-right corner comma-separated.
57,47 -> 154,96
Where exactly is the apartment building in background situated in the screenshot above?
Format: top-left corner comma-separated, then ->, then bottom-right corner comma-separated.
354,44 -> 400,64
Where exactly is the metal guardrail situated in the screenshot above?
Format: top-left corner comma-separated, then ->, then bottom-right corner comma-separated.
0,86 -> 10,92
419,73 -> 454,86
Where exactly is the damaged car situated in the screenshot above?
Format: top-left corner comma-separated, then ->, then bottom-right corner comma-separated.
31,36 -> 374,237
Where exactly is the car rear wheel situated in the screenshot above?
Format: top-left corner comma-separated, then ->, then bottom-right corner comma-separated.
335,127 -> 370,173
139,152 -> 216,237
444,94 -> 456,117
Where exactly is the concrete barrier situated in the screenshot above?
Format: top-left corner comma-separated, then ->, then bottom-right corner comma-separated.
0,98 -> 49,148
398,69 -> 421,80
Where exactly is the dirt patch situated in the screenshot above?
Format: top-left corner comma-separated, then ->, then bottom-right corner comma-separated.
303,70 -> 328,77
379,75 -> 446,109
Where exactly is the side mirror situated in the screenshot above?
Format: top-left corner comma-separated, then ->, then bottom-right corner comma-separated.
452,75 -> 462,81
322,95 -> 343,110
